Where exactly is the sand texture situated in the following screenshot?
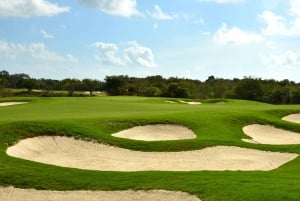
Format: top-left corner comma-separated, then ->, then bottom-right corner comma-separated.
0,187 -> 201,201
179,100 -> 201,105
0,102 -> 28,106
6,136 -> 297,171
282,113 -> 300,123
243,124 -> 300,145
112,124 -> 196,141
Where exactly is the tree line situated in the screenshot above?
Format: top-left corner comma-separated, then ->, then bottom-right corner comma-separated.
1,70 -> 300,104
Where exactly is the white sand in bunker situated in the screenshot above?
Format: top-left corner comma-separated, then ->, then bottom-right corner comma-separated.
0,102 -> 28,106
0,187 -> 201,201
179,100 -> 202,105
282,113 -> 300,123
242,124 -> 300,145
112,124 -> 196,141
6,136 -> 298,171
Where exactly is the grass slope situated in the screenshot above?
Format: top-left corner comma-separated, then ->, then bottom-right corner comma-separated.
1,96 -> 300,201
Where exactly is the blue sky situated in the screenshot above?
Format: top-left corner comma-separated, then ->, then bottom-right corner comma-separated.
1,0 -> 300,81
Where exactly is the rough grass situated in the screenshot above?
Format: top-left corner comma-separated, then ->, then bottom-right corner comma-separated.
1,96 -> 300,201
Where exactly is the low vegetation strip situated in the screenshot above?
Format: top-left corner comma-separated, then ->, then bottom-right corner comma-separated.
0,187 -> 201,201
6,136 -> 298,171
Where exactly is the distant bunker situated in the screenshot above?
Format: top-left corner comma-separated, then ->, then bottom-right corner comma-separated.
112,124 -> 197,141
0,102 -> 28,106
243,124 -> 300,145
282,113 -> 300,124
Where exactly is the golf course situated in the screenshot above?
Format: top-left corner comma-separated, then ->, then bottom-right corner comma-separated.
1,96 -> 300,200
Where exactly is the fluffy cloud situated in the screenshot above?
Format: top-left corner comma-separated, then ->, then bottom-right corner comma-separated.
0,0 -> 70,18
262,50 -> 300,66
196,0 -> 244,3
40,29 -> 54,39
147,5 -> 177,20
260,0 -> 300,36
124,41 -> 155,67
261,50 -> 300,80
92,42 -> 124,65
92,41 -> 155,67
260,11 -> 290,36
79,0 -> 141,17
213,23 -> 264,45
0,40 -> 77,62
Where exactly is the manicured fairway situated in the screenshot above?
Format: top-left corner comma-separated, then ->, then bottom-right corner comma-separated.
1,96 -> 300,201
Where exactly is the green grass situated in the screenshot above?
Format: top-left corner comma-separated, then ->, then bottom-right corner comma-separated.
1,96 -> 300,200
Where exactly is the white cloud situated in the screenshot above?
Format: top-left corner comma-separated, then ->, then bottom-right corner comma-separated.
289,0 -> 300,33
0,40 -> 25,59
124,41 -> 155,67
262,50 -> 300,66
260,0 -> 300,36
147,5 -> 177,20
0,40 -> 77,63
260,11 -> 290,35
92,42 -> 124,65
0,0 -> 70,18
213,23 -> 264,45
40,29 -> 54,39
196,0 -> 244,3
289,0 -> 300,17
92,41 -> 155,67
261,50 -> 300,81
79,0 -> 141,17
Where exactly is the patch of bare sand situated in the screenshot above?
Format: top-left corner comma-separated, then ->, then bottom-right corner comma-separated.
6,136 -> 297,171
0,187 -> 200,201
282,113 -> 300,123
179,100 -> 202,105
165,100 -> 177,104
0,102 -> 28,107
242,124 -> 300,145
112,124 -> 196,141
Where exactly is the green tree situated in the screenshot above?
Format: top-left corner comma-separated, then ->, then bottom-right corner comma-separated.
144,86 -> 162,97
166,83 -> 190,98
234,78 -> 263,101
0,78 -> 8,89
82,79 -> 100,96
105,76 -> 128,95
23,79 -> 36,93
62,78 -> 81,96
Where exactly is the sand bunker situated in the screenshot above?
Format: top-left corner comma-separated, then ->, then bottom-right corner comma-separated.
0,102 -> 28,107
165,100 -> 177,104
6,136 -> 297,171
282,113 -> 300,124
112,124 -> 196,141
0,187 -> 200,201
243,124 -> 300,145
179,100 -> 201,105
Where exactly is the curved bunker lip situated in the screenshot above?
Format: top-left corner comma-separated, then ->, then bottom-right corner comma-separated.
111,124 -> 197,141
6,136 -> 298,172
242,124 -> 300,145
282,113 -> 300,124
0,187 -> 201,201
0,102 -> 28,106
